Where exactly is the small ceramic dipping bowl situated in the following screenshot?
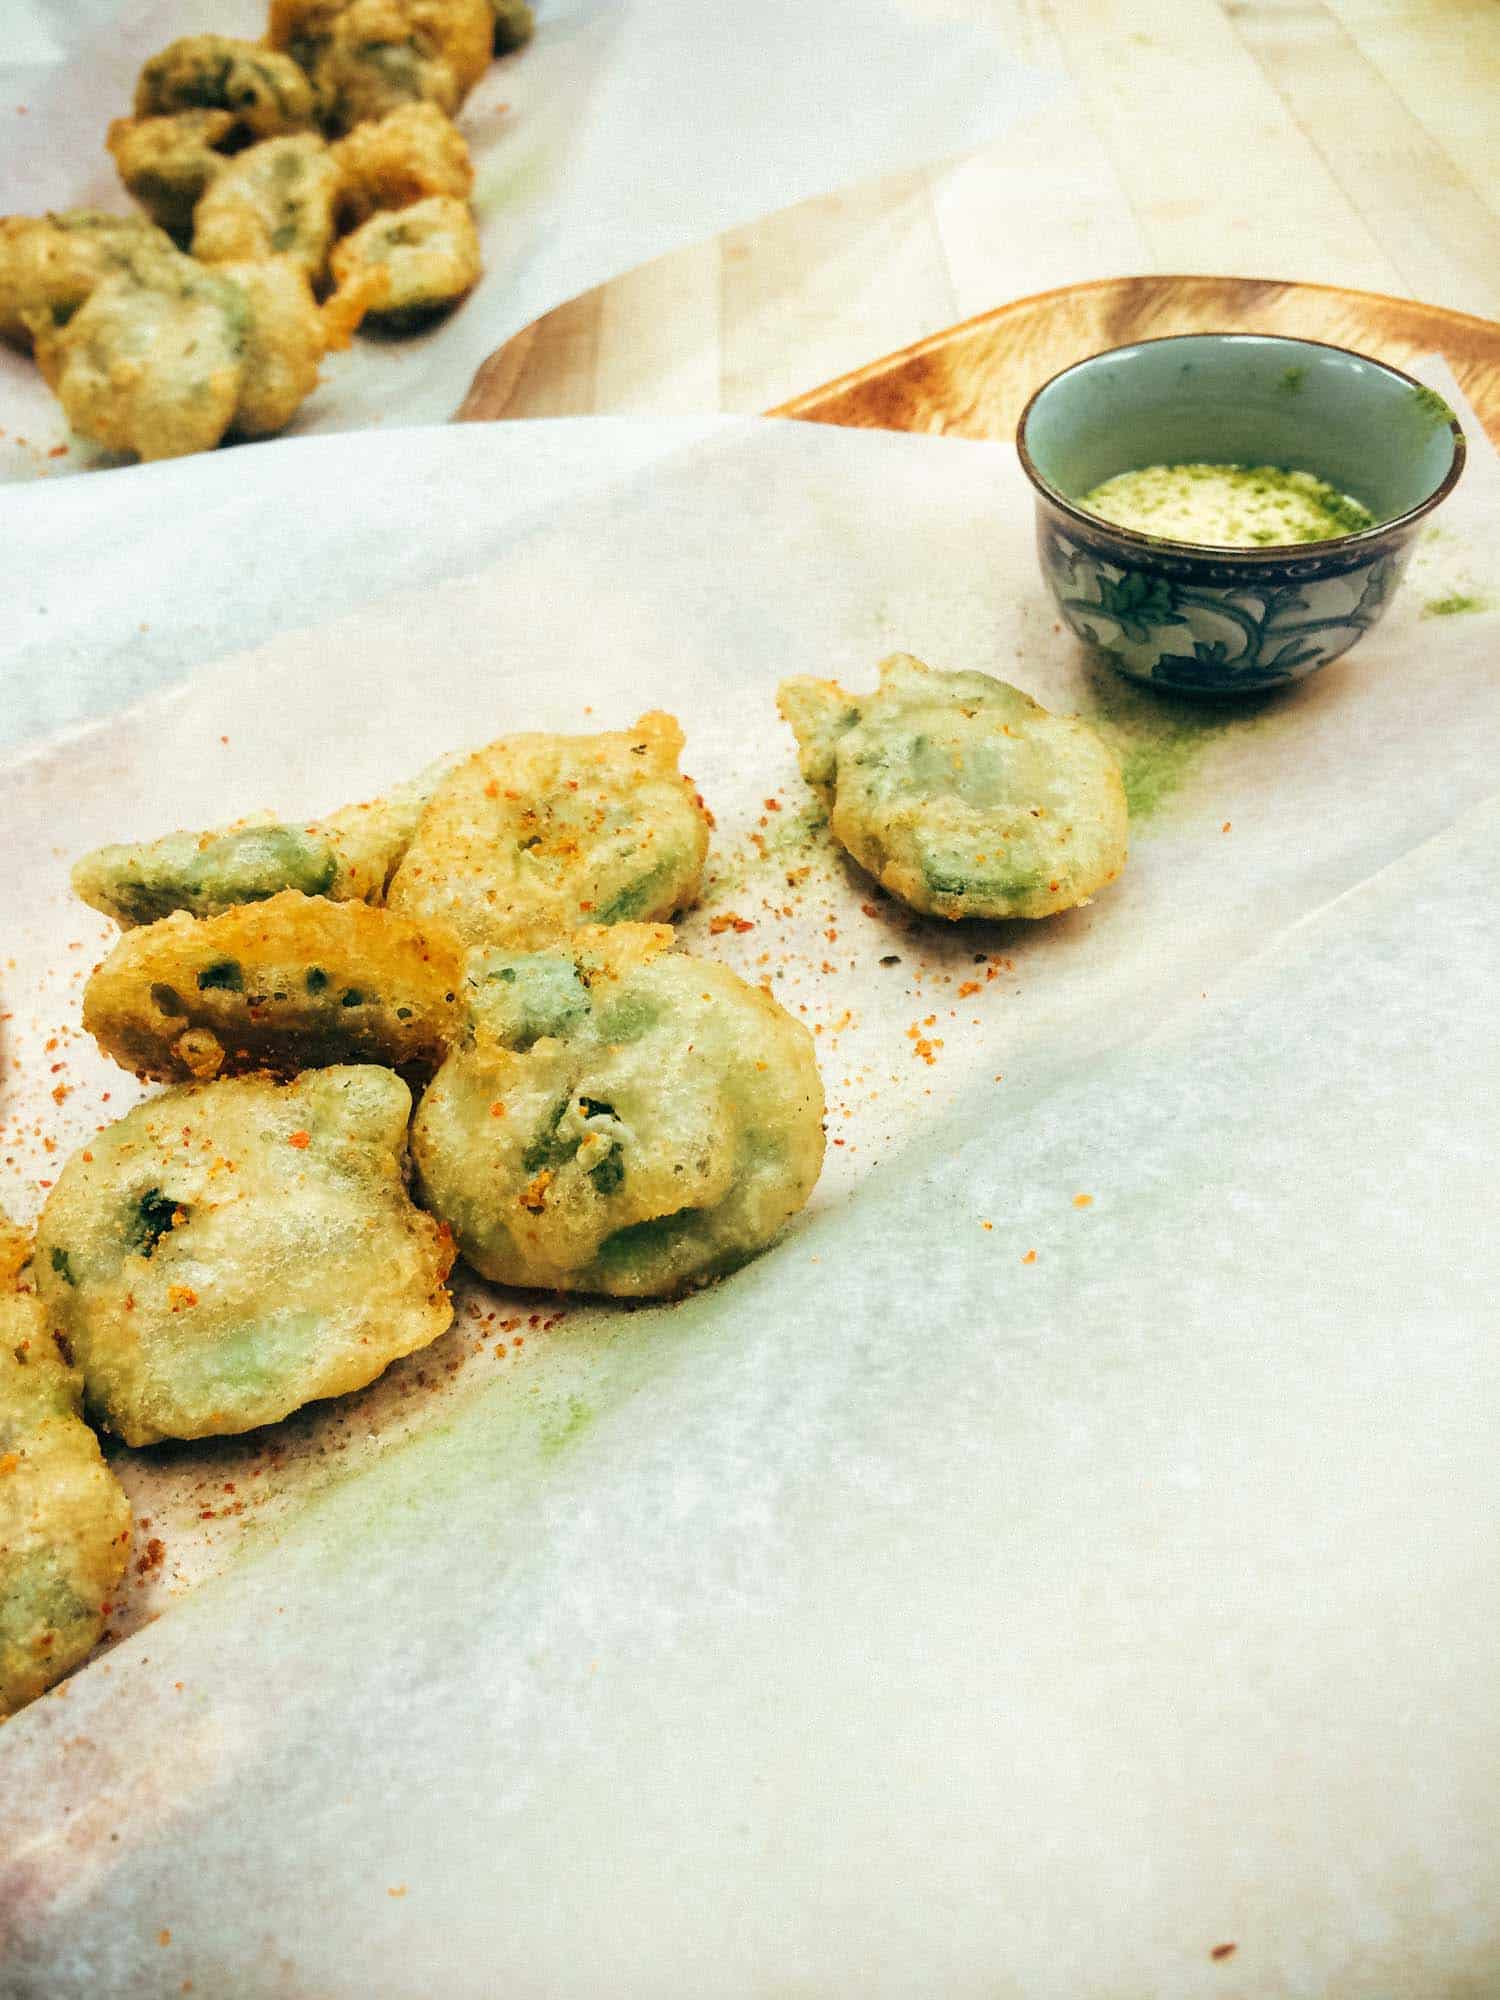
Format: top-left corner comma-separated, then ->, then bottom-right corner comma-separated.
1017,333 -> 1466,695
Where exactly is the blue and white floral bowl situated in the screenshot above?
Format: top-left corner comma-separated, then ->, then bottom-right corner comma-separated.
1017,333 -> 1466,696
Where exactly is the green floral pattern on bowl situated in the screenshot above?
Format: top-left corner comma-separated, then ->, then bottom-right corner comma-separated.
1018,333 -> 1465,698
1041,520 -> 1410,693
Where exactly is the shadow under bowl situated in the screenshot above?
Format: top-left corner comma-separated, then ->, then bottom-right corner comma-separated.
1017,332 -> 1465,696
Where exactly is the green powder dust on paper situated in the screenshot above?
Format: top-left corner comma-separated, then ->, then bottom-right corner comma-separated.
1423,593 -> 1487,618
539,1393 -> 595,1458
1080,656 -> 1248,820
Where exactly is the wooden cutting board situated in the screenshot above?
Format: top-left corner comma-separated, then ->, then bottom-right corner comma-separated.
767,274 -> 1500,448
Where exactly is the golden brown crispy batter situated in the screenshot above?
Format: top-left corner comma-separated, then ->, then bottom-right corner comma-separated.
31,246 -> 326,461
779,653 -> 1129,922
192,134 -> 345,281
327,191 -> 479,330
0,1290 -> 131,1719
298,0 -> 466,133
286,0 -> 492,130
412,925 -> 826,1297
82,891 -> 463,1083
0,209 -> 174,349
134,36 -> 317,139
387,713 -> 712,949
35,1068 -> 455,1448
0,1206 -> 31,1291
403,0 -> 494,96
220,258 -> 326,437
72,755 -> 457,928
106,109 -> 238,239
32,250 -> 247,461
267,0 -> 349,70
332,102 -> 474,226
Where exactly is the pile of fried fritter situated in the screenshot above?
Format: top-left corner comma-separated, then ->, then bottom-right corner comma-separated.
0,0 -> 535,462
2,660 -> 1130,1716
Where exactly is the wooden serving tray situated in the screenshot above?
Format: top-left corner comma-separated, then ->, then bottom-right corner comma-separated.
769,274 -> 1500,449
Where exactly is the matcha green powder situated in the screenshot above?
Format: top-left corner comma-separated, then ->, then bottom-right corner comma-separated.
1079,463 -> 1376,547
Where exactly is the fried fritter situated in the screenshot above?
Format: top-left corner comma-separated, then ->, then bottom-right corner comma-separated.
0,209 -> 174,349
0,1207 -> 31,1291
301,0 -> 461,133
327,192 -> 480,330
267,0 -> 349,73
778,653 -> 1129,922
106,109 -> 238,240
82,892 -> 462,1083
31,245 -> 326,460
192,134 -> 345,281
72,755 -> 457,928
221,257 -> 326,437
34,1069 -> 455,1447
488,0 -> 535,54
413,925 -> 825,1296
387,713 -> 710,949
32,249 -> 247,461
271,0 -> 492,125
109,39 -> 316,241
134,36 -> 316,141
331,103 -> 473,227
0,1289 -> 131,1719
400,0 -> 494,96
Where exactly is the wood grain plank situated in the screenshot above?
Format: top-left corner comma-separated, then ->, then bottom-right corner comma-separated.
1041,0 -> 1408,291
930,88 -> 1154,319
594,241 -> 722,415
719,169 -> 959,415
1227,0 -> 1500,321
772,274 -> 1500,450
1322,0 -> 1500,224
461,289 -> 602,419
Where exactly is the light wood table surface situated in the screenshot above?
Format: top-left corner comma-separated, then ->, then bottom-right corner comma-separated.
464,0 -> 1500,423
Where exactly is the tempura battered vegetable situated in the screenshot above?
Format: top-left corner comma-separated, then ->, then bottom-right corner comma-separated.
83,892 -> 462,1083
779,653 -> 1128,922
0,1207 -> 31,1291
287,0 -> 491,134
328,193 -> 481,330
222,257 -> 327,436
0,209 -> 174,348
488,0 -> 535,54
192,134 -> 345,281
412,925 -> 825,1297
396,0 -> 494,96
267,0 -> 349,73
35,1069 -> 455,1447
332,103 -> 473,227
32,247 -> 327,461
133,36 -> 316,141
106,110 -> 238,240
271,0 -> 492,114
33,251 -> 247,462
0,1288 -> 131,1719
388,713 -> 711,948
72,754 -> 458,928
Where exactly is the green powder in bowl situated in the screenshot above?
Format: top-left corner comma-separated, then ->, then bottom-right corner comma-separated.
1078,462 -> 1376,547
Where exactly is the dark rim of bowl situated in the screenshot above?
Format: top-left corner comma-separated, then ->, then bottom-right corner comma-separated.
1015,331 -> 1468,563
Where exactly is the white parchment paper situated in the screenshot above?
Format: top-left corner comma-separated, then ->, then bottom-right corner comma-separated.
0,406 -> 1496,1995
0,0 -> 1050,478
